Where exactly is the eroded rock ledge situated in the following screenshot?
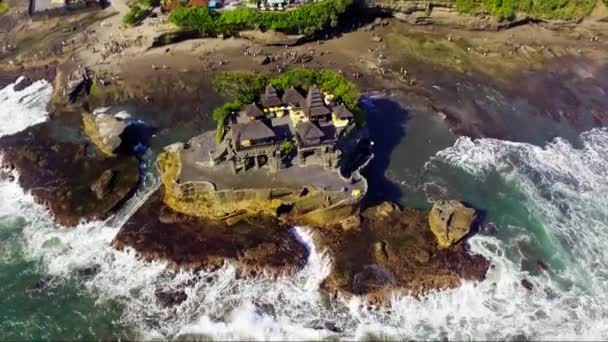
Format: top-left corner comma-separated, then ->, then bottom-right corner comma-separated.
112,191 -> 308,278
113,193 -> 489,302
316,202 -> 489,302
0,123 -> 140,226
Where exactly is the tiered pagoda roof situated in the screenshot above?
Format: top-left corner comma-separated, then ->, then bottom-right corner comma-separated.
302,85 -> 331,118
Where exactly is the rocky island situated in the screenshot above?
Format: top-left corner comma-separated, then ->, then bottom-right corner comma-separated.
1,0 -> 607,314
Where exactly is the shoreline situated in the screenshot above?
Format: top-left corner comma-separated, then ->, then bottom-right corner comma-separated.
0,0 -> 607,305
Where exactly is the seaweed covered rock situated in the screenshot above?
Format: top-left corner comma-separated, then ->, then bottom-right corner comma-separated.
428,200 -> 478,249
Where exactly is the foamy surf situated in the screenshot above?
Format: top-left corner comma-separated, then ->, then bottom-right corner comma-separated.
2,72 -> 608,340
0,77 -> 52,136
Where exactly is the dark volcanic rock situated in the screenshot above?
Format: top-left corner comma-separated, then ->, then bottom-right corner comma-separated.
0,124 -> 140,226
521,278 -> 534,291
315,202 -> 490,301
112,192 -> 308,277
155,288 -> 188,308
13,76 -> 33,91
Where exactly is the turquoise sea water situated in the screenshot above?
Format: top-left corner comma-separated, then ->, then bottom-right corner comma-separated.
1,79 -> 608,340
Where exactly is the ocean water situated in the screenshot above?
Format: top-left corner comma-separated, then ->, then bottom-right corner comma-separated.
1,79 -> 608,340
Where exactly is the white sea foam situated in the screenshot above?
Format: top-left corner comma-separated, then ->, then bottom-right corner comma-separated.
0,78 -> 52,136
3,76 -> 608,340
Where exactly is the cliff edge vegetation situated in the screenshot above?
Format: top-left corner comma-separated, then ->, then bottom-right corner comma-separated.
168,0 -> 353,36
454,0 -> 598,21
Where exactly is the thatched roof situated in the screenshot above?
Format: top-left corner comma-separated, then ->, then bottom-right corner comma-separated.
302,85 -> 330,118
332,104 -> 354,119
241,103 -> 265,119
261,84 -> 283,108
296,121 -> 324,142
232,120 -> 276,143
282,87 -> 305,106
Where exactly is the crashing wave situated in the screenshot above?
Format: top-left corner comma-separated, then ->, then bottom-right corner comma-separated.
2,76 -> 608,340
0,78 -> 52,137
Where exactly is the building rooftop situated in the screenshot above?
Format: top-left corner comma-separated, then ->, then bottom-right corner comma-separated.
282,87 -> 305,106
241,103 -> 265,120
295,121 -> 324,143
333,104 -> 354,119
302,85 -> 331,118
261,84 -> 283,108
232,120 -> 276,145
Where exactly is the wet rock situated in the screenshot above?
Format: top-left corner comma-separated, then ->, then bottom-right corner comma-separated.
537,260 -> 549,272
352,264 -> 395,294
27,276 -> 56,293
428,200 -> 477,248
76,265 -> 100,278
0,125 -> 140,227
323,321 -> 342,333
113,192 -> 308,277
13,76 -> 33,91
90,169 -> 119,200
155,288 -> 188,308
521,278 -> 534,291
311,321 -> 342,333
340,214 -> 360,230
317,204 -> 489,303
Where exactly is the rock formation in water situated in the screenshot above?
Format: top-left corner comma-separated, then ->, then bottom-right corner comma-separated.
112,191 -> 308,277
428,200 -> 478,249
0,123 -> 140,226
82,112 -> 129,156
315,202 -> 489,302
113,196 -> 489,302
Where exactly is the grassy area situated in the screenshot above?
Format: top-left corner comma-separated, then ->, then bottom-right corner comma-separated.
123,4 -> 149,25
0,3 -> 9,15
455,0 -> 598,21
211,69 -> 364,143
169,0 -> 353,36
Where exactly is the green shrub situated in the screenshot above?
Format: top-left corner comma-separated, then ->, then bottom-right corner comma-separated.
123,4 -> 148,25
169,0 -> 353,36
455,0 -> 596,20
271,68 -> 360,111
213,72 -> 269,103
279,140 -> 296,155
213,100 -> 242,143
